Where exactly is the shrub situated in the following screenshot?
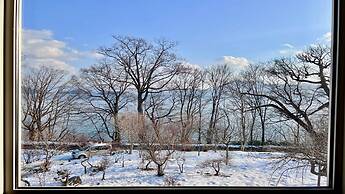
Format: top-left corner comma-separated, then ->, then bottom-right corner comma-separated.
201,159 -> 225,176
22,149 -> 39,164
163,176 -> 179,186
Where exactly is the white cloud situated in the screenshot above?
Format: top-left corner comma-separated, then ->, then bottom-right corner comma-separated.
278,43 -> 301,56
282,43 -> 294,49
22,29 -> 101,74
22,29 -> 77,73
320,32 -> 332,43
180,61 -> 203,71
221,56 -> 250,68
88,51 -> 104,60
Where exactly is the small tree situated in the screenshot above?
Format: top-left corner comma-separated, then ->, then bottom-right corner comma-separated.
22,149 -> 39,164
55,169 -> 82,186
163,176 -> 179,186
83,156 -> 110,180
219,108 -> 236,165
201,159 -> 225,176
146,143 -> 175,176
144,123 -> 178,176
142,91 -> 179,176
98,157 -> 110,180
176,155 -> 185,173
80,158 -> 91,174
139,151 -> 153,170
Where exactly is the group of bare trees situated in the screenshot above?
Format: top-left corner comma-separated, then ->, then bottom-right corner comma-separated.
22,67 -> 79,142
21,36 -> 330,181
248,45 -> 330,185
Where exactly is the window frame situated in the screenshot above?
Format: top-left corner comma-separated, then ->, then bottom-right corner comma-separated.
2,0 -> 345,193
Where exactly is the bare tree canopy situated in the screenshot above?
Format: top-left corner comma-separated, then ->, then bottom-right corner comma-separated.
78,61 -> 130,143
172,65 -> 204,143
244,45 -> 330,137
242,44 -> 330,180
98,36 -> 181,114
21,67 -> 79,141
206,64 -> 233,144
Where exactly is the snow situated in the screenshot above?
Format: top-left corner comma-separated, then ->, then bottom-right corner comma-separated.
20,150 -> 327,187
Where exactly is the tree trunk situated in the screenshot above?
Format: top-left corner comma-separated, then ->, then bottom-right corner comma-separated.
198,85 -> 203,156
102,171 -> 105,180
260,118 -> 265,146
207,101 -> 217,144
137,94 -> 144,114
28,130 -> 37,141
137,95 -> 145,143
317,164 -> 321,187
258,107 -> 266,146
294,124 -> 300,145
207,121 -> 214,144
113,111 -> 121,143
258,108 -> 266,146
249,109 -> 256,146
129,143 -> 134,154
240,100 -> 246,151
145,161 -> 151,170
225,145 -> 229,165
157,164 -> 164,176
197,126 -> 202,156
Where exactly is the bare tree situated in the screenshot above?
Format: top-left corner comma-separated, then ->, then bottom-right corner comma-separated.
205,64 -> 232,144
143,91 -> 177,141
201,159 -> 225,176
98,157 -> 110,180
22,149 -> 40,164
142,92 -> 178,176
219,108 -> 236,165
172,65 -> 204,143
175,151 -> 186,173
55,169 -> 82,186
243,44 -> 330,180
240,65 -> 272,146
98,36 -> 181,115
82,156 -> 111,180
245,65 -> 270,145
21,67 -> 78,142
144,122 -> 178,176
197,72 -> 207,156
226,78 -> 253,151
79,62 -> 130,143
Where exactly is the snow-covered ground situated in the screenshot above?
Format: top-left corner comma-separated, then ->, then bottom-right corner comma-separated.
20,150 -> 327,187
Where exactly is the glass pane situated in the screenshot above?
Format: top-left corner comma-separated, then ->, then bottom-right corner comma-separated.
19,0 -> 332,187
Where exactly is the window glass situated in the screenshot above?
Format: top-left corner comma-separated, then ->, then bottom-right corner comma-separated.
19,0 -> 332,188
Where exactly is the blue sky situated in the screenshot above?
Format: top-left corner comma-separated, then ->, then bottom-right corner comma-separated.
22,0 -> 332,71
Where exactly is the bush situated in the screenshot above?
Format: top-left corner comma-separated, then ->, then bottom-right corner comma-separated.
22,149 -> 40,164
201,159 -> 225,176
163,176 -> 179,186
55,169 -> 82,186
